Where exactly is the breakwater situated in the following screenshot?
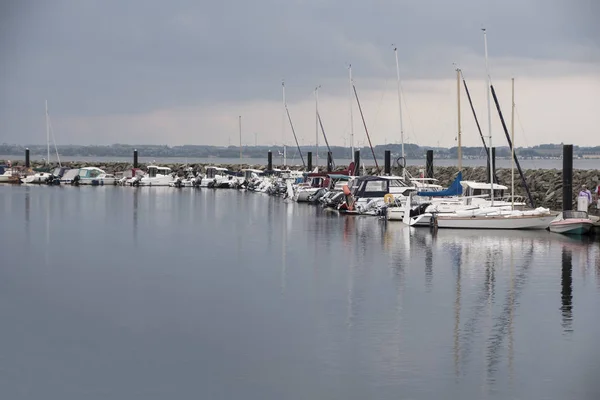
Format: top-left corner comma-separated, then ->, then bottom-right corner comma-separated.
6,160 -> 599,213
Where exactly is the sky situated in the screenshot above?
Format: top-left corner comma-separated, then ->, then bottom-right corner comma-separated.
0,0 -> 598,148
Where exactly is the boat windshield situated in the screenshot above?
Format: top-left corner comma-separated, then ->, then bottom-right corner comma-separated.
563,210 -> 588,219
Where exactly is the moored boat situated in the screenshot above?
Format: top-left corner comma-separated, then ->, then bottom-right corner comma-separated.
548,211 -> 593,235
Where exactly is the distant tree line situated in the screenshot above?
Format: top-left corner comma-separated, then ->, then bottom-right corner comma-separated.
1,143 -> 599,159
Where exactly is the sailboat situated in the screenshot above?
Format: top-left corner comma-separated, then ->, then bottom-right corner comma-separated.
22,100 -> 62,184
426,30 -> 554,230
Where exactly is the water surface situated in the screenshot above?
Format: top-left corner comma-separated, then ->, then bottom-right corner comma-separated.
1,185 -> 599,399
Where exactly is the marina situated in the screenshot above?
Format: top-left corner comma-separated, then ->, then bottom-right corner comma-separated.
1,3 -> 598,398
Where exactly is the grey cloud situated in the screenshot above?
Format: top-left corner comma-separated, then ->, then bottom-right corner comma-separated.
0,0 -> 597,143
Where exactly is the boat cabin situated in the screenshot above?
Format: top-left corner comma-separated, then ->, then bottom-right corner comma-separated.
78,167 -> 105,179
352,176 -> 411,198
205,166 -> 228,179
147,165 -> 172,178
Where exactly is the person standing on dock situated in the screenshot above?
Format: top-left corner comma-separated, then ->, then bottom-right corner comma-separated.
579,184 -> 592,209
595,183 -> 600,208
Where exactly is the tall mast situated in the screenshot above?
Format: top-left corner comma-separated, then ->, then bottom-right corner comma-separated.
239,115 -> 242,160
45,100 -> 50,165
483,28 -> 494,205
456,68 -> 462,171
511,77 -> 515,210
348,64 -> 354,160
315,86 -> 319,169
393,46 -> 405,180
282,81 -> 287,166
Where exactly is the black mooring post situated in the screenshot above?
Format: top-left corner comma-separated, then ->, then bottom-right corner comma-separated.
354,150 -> 360,176
426,150 -> 434,179
563,144 -> 573,211
384,150 -> 391,175
307,152 -> 313,171
327,152 -> 333,172
267,151 -> 272,171
133,149 -> 138,168
25,148 -> 30,168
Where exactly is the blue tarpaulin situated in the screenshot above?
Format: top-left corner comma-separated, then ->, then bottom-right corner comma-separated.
417,172 -> 462,197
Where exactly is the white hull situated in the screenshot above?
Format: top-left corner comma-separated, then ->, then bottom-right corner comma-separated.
23,173 -> 52,184
549,222 -> 592,235
0,174 -> 21,183
78,177 -> 117,185
139,177 -> 174,186
386,207 -> 405,221
435,214 -> 554,230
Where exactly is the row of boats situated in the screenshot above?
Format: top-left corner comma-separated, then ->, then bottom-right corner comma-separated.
3,162 -> 598,236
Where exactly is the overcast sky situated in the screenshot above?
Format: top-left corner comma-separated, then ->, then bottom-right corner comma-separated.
1,0 -> 598,147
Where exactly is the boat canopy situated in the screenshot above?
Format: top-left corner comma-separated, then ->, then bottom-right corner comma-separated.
327,174 -> 350,180
353,176 -> 407,198
417,172 -> 462,197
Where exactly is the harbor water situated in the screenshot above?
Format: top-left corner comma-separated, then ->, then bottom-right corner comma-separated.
1,185 -> 599,399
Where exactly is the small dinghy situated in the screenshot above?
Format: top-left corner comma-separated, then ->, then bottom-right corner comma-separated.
548,210 -> 593,236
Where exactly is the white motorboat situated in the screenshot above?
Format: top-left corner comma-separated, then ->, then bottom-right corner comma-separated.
0,165 -> 21,184
75,167 -> 111,185
198,166 -> 229,188
139,165 -> 174,186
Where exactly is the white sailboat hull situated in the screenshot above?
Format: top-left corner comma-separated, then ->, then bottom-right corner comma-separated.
435,214 -> 554,230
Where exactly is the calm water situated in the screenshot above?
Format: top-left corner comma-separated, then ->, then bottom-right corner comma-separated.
1,185 -> 600,399
2,155 -> 600,170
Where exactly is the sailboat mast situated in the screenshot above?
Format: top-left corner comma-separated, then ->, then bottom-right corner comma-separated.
45,100 -> 50,165
282,81 -> 287,166
483,28 -> 494,205
511,77 -> 515,210
239,115 -> 242,160
315,85 -> 320,169
348,64 -> 355,160
393,47 -> 405,180
457,68 -> 462,171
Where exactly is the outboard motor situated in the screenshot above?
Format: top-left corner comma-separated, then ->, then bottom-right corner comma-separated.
72,175 -> 80,186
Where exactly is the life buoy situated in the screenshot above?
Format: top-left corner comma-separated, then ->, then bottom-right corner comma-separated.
383,193 -> 395,204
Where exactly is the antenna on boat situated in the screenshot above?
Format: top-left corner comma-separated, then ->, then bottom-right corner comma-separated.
347,63 -> 354,161
483,28 -> 494,206
282,80 -> 287,167
453,63 -> 462,172
511,77 -> 515,210
239,115 -> 242,160
45,100 -> 50,166
315,85 -> 321,169
393,45 -> 405,181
